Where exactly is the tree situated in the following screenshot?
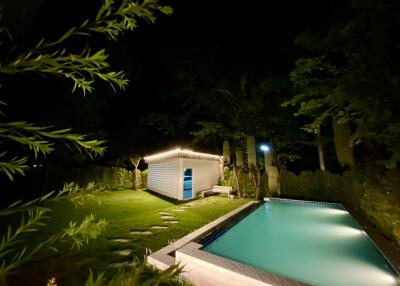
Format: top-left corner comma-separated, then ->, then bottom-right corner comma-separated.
0,0 -> 172,283
130,155 -> 142,190
285,1 -> 400,169
283,57 -> 339,171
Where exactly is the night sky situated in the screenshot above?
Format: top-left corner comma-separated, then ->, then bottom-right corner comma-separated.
1,0 -> 348,168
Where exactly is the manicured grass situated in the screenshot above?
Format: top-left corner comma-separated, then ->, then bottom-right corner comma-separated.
10,190 -> 249,285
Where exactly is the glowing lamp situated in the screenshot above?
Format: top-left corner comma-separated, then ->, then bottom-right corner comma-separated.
260,144 -> 270,153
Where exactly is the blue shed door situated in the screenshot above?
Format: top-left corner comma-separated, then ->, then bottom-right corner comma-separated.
183,168 -> 192,200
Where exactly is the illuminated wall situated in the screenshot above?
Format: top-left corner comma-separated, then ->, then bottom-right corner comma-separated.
145,148 -> 223,200
147,158 -> 180,199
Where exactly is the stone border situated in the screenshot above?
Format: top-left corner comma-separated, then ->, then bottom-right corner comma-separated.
176,242 -> 307,286
269,197 -> 342,208
270,197 -> 400,276
147,201 -> 257,270
148,200 -> 307,286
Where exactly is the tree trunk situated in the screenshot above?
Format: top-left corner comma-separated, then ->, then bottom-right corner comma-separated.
134,168 -> 141,190
333,120 -> 355,168
250,166 -> 261,199
246,135 -> 257,167
235,147 -> 243,167
131,157 -> 142,190
233,165 -> 241,198
223,140 -> 231,164
264,151 -> 273,168
316,128 -> 326,171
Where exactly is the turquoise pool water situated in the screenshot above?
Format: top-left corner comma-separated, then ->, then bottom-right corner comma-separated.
204,200 -> 400,286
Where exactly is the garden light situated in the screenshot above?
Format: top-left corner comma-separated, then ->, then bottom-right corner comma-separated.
260,144 -> 270,153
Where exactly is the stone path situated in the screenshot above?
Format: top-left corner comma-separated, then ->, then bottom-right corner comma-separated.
129,230 -> 152,235
108,203 -> 194,268
113,249 -> 132,256
163,220 -> 179,224
161,215 -> 175,219
112,238 -> 130,243
151,225 -> 168,229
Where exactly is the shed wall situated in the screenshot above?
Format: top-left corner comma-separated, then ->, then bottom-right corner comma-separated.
147,158 -> 180,199
182,158 -> 221,196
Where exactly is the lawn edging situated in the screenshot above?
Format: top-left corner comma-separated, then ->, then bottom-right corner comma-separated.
147,200 -> 258,270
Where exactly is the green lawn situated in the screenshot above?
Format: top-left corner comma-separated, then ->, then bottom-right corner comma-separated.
10,190 -> 249,285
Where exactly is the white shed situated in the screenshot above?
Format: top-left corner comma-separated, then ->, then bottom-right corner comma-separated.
144,148 -> 223,200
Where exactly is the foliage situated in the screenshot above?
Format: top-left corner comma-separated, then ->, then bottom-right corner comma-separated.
64,214 -> 108,249
359,169 -> 400,248
7,191 -> 248,285
84,259 -> 188,286
284,1 -> 400,168
48,164 -> 139,191
0,119 -> 105,182
0,0 -> 172,285
0,189 -> 108,283
237,172 -> 255,198
281,168 -> 400,249
281,170 -> 348,202
141,169 -> 148,189
0,0 -> 172,94
0,0 -> 172,182
222,166 -> 234,187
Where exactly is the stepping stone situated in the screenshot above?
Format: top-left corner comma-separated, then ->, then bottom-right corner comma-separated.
172,209 -> 184,212
129,230 -> 152,235
114,249 -> 132,256
180,206 -> 191,209
151,225 -> 168,229
159,211 -> 171,215
108,261 -> 134,268
161,215 -> 175,219
112,238 -> 130,243
163,220 -> 179,224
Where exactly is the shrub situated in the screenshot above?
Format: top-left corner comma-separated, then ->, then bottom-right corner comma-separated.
222,166 -> 234,187
281,168 -> 400,249
359,170 -> 400,248
48,164 -> 135,191
141,169 -> 148,189
238,172 -> 255,198
281,170 -> 348,203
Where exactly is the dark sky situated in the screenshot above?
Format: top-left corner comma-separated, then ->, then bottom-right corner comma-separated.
1,0 -> 343,161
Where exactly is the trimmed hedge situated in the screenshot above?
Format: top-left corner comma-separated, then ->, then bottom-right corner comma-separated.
48,164 -> 148,191
281,169 -> 400,249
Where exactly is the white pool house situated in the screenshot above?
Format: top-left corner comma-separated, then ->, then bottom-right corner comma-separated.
144,148 -> 223,200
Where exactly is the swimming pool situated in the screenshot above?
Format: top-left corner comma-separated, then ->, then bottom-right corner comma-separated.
202,199 -> 399,286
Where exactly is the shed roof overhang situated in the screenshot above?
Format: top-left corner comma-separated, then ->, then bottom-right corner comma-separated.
144,148 -> 222,163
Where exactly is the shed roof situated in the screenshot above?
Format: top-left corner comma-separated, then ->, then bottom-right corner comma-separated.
144,148 -> 222,163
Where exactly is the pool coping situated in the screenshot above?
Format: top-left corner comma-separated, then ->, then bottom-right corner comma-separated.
147,200 -> 258,270
148,198 -> 400,286
176,242 -> 308,286
271,197 -> 400,276
148,199 -> 309,286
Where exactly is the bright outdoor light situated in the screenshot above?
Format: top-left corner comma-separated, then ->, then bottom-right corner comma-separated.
260,144 -> 270,152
